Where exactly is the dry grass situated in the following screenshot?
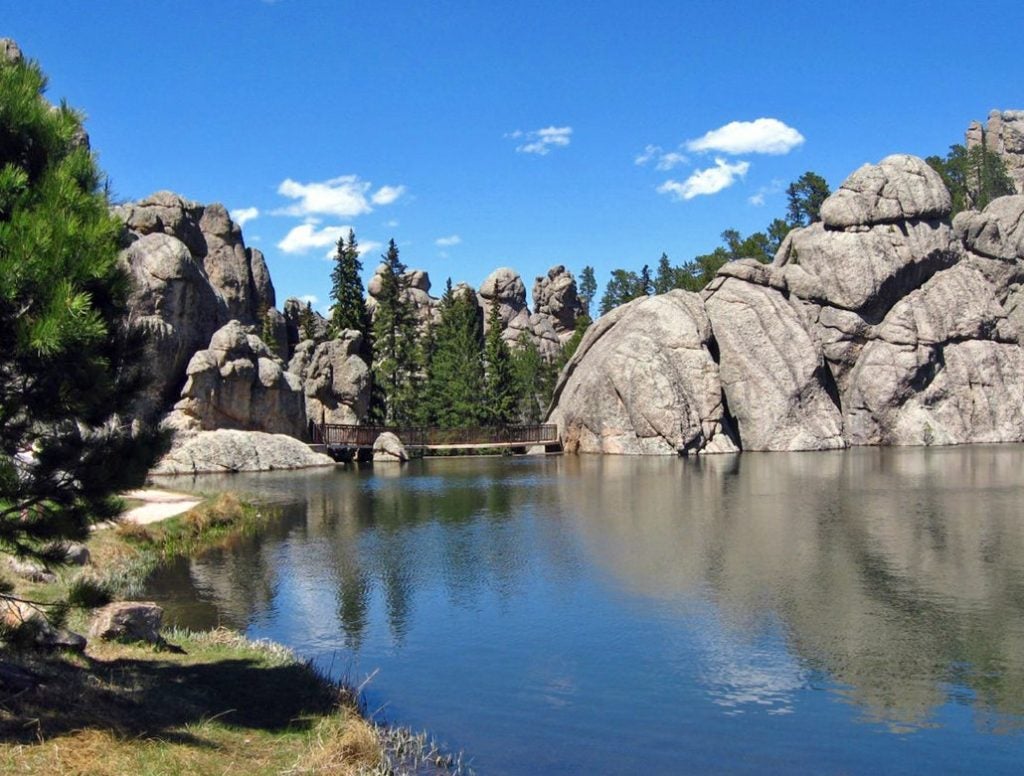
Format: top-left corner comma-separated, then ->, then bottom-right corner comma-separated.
0,629 -> 385,776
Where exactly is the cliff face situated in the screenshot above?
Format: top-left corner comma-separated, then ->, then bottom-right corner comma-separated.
966,109 -> 1024,195
549,155 -> 1024,454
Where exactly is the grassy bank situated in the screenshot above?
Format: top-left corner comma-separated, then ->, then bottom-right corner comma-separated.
0,493 -> 467,775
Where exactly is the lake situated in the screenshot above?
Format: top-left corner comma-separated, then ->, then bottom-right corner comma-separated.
148,446 -> 1024,774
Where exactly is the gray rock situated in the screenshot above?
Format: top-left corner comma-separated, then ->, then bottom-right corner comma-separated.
549,291 -> 737,455
1,599 -> 86,653
89,602 -> 163,644
152,429 -> 335,475
169,321 -> 306,437
966,110 -> 1024,195
843,264 -> 1024,445
52,543 -> 90,566
819,154 -> 951,229
116,193 -> 275,421
704,278 -> 845,452
1,37 -> 22,64
283,297 -> 332,352
373,432 -> 409,462
6,557 -> 56,584
774,219 -> 960,316
532,265 -> 583,335
287,332 -> 371,426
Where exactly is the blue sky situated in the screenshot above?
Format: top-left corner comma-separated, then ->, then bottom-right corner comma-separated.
5,0 -> 1024,311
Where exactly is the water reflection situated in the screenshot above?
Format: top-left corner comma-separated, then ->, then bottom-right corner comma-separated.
155,447 -> 1024,746
559,448 -> 1024,728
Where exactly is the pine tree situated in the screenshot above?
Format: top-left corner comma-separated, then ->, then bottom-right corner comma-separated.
510,331 -> 544,423
423,279 -> 485,428
578,265 -> 597,318
370,240 -> 420,425
300,302 -> 316,341
0,45 -> 161,564
482,301 -> 517,426
329,229 -> 368,338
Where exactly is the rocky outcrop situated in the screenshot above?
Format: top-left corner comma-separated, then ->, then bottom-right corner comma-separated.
117,193 -> 276,420
549,292 -> 737,455
287,331 -> 372,426
166,321 -> 305,437
479,267 -> 563,359
152,429 -> 335,475
549,154 -> 1024,454
532,265 -> 583,337
967,109 -> 1024,195
365,263 -> 577,361
283,297 -> 331,353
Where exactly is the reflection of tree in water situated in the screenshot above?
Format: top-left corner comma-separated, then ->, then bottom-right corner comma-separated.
563,447 -> 1024,729
302,458 -> 572,647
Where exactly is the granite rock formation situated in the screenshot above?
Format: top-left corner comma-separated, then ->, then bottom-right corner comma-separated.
549,154 -> 1024,453
164,320 -> 306,437
116,193 -> 275,419
966,109 -> 1024,195
287,331 -> 372,426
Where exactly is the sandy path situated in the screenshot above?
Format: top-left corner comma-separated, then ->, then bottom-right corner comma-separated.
120,488 -> 202,525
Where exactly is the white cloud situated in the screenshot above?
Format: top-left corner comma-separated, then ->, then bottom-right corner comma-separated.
371,185 -> 406,206
385,219 -> 399,228
512,125 -> 573,155
635,144 -> 661,166
321,238 -> 383,261
274,175 -> 405,218
686,118 -> 804,155
435,234 -> 461,247
635,144 -> 687,170
748,178 -> 785,207
299,294 -> 318,306
230,206 -> 259,227
278,222 -> 349,254
656,151 -> 687,171
657,158 -> 750,200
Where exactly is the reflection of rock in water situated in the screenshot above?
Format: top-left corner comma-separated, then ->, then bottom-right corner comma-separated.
559,448 -> 1024,727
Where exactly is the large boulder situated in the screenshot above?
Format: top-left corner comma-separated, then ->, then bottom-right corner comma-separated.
287,331 -> 371,425
116,192 -> 275,420
549,292 -> 737,455
819,154 -> 952,229
168,320 -> 306,437
703,277 -> 845,452
152,429 -> 335,474
88,602 -> 164,645
372,432 -> 409,463
366,266 -> 442,333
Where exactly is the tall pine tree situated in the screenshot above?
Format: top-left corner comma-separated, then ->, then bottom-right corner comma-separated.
328,228 -> 368,339
423,279 -> 485,428
482,301 -> 517,426
370,240 -> 420,425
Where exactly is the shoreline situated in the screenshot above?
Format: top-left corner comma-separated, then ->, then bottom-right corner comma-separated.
0,492 -> 468,775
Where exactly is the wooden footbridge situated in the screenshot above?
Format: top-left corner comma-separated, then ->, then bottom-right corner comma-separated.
309,422 -> 561,460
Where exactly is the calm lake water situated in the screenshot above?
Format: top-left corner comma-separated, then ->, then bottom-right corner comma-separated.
149,447 -> 1024,774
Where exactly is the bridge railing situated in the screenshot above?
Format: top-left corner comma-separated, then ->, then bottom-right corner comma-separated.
311,422 -> 558,447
